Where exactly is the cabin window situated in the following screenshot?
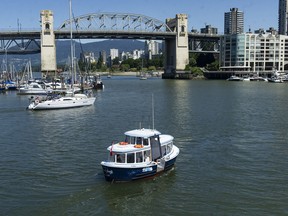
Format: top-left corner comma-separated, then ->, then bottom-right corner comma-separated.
161,145 -> 166,156
127,153 -> 135,163
144,150 -> 151,162
136,137 -> 142,145
136,151 -> 143,163
116,154 -> 125,163
167,143 -> 172,153
129,137 -> 135,144
108,153 -> 116,162
143,138 -> 149,146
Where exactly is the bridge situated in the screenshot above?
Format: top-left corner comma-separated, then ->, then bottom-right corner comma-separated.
0,11 -> 220,76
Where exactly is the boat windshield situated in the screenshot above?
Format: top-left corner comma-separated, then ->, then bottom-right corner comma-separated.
124,136 -> 149,146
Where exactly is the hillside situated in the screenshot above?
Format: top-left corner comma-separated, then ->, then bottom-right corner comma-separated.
7,39 -> 146,66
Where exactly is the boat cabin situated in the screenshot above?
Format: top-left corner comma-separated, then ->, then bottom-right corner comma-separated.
107,129 -> 174,164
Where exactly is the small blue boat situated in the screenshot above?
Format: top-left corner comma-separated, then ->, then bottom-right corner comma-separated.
101,128 -> 180,182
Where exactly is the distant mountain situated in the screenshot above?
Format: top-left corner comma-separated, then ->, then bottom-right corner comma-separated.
7,39 -> 146,66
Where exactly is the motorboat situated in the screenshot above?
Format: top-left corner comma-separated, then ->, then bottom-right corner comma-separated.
17,82 -> 47,95
27,92 -> 96,110
93,75 -> 104,89
101,128 -> 180,182
267,77 -> 283,83
5,80 -> 17,90
227,75 -> 243,81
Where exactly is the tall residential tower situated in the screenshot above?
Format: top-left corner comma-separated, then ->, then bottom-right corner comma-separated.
279,0 -> 288,35
224,8 -> 244,34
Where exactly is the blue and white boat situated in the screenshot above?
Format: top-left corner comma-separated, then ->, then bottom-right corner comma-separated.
101,128 -> 180,182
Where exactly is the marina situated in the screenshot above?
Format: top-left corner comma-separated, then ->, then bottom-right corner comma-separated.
1,77 -> 288,215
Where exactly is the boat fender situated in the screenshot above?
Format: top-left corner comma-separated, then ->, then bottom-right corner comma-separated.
134,144 -> 143,148
119,142 -> 128,145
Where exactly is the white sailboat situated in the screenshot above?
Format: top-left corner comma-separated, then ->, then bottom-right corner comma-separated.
27,0 -> 96,110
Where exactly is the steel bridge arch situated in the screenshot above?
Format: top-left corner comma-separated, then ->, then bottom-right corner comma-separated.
58,12 -> 173,33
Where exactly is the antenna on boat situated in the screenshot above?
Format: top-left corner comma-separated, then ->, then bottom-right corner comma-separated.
152,93 -> 155,130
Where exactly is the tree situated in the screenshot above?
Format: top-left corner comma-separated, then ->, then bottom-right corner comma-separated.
206,60 -> 219,71
112,57 -> 120,66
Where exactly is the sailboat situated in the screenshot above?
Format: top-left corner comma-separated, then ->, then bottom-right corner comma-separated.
27,0 -> 96,110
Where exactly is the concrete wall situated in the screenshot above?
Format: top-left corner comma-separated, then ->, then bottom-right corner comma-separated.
40,10 -> 57,78
164,14 -> 189,74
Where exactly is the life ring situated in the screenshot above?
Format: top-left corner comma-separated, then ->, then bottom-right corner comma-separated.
134,144 -> 143,148
35,100 -> 39,104
119,141 -> 128,145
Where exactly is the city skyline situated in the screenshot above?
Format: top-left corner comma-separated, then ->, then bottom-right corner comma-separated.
0,0 -> 278,34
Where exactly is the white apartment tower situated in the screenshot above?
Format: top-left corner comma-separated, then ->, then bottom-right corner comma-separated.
110,48 -> 119,60
279,0 -> 288,35
145,40 -> 159,59
224,8 -> 244,34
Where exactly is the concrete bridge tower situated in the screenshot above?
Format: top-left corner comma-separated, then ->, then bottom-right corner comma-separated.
40,10 -> 57,78
164,14 -> 189,77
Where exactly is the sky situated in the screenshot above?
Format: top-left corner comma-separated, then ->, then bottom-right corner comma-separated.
0,0 -> 278,34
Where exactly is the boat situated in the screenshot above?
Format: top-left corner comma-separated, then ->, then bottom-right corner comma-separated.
101,128 -> 180,182
267,69 -> 285,83
140,74 -> 148,80
5,80 -> 17,90
92,75 -> 104,89
267,77 -> 283,83
27,92 -> 95,110
17,82 -> 47,95
226,75 -> 243,81
101,95 -> 179,182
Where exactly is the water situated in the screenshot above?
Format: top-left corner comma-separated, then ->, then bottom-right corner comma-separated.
1,77 -> 288,215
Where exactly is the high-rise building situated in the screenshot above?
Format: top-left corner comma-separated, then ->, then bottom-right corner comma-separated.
279,0 -> 288,35
224,8 -> 244,34
110,48 -> 119,60
145,40 -> 159,59
200,25 -> 218,34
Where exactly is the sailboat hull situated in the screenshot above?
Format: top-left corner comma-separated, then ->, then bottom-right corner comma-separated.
27,95 -> 95,110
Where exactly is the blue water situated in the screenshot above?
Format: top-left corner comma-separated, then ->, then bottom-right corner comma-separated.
0,77 -> 288,215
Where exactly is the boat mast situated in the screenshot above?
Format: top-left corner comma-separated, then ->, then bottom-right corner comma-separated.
152,93 -> 154,130
69,0 -> 74,87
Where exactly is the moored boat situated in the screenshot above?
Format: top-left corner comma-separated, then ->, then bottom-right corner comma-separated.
101,128 -> 180,182
227,75 -> 243,81
17,82 -> 47,95
27,92 -> 96,110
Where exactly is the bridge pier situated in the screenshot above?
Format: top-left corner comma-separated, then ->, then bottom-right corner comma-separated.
40,10 -> 57,79
163,14 -> 189,78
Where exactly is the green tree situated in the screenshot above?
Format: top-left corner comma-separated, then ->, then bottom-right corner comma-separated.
120,64 -> 130,72
206,60 -> 219,71
112,57 -> 120,66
